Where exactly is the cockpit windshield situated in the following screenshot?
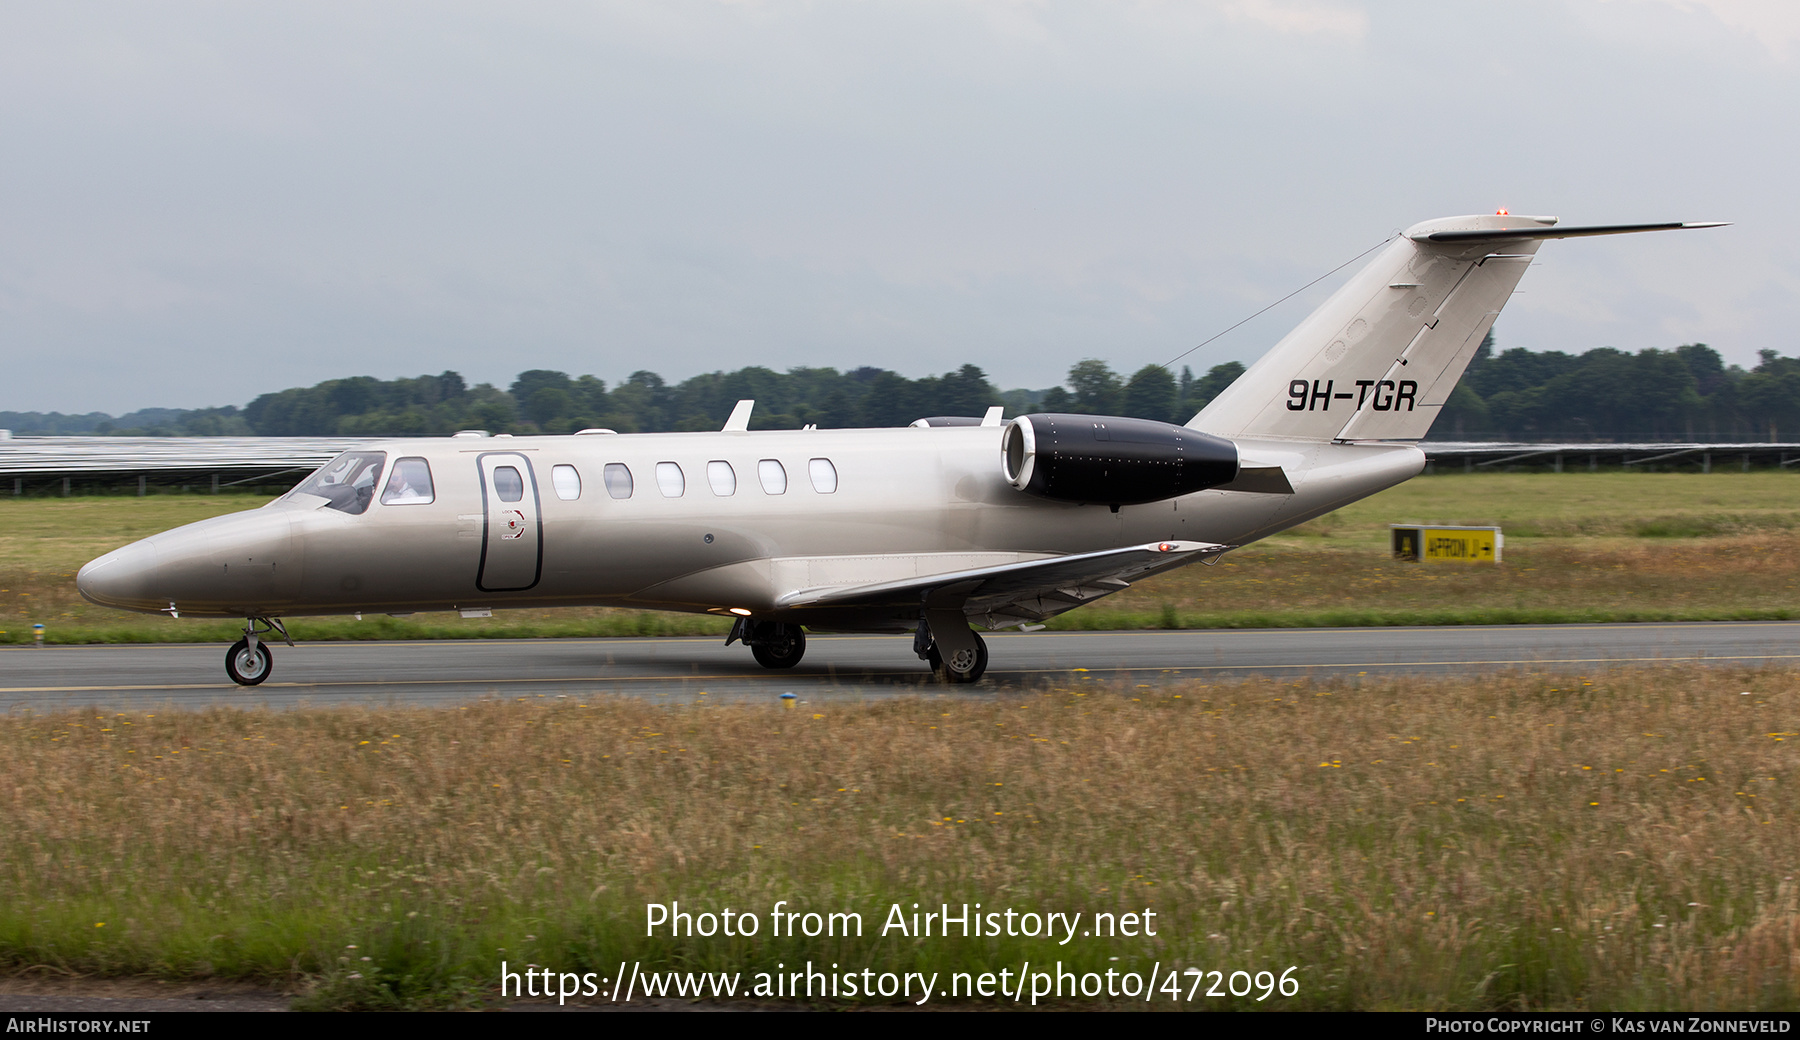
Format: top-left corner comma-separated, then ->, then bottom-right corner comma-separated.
288,451 -> 388,515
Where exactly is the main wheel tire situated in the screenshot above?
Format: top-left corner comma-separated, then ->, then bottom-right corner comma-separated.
225,638 -> 273,686
749,623 -> 806,669
928,629 -> 987,684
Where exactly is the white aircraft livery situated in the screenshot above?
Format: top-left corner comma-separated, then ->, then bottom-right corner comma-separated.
77,213 -> 1724,685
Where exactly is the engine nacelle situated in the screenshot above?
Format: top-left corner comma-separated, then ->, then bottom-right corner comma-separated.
1001,413 -> 1238,506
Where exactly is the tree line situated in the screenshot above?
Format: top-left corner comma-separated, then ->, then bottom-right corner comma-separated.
1442,338 -> 1800,441
0,361 -> 1246,438
4,337 -> 1798,441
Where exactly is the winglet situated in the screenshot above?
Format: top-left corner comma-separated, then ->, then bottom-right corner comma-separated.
981,406 -> 1004,427
722,400 -> 754,432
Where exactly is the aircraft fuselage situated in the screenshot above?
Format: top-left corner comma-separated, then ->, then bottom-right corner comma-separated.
77,426 -> 1423,629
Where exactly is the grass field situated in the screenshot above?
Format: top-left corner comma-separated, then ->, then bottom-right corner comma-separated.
1,666 -> 1794,1009
1094,471 -> 1800,629
4,472 -> 1798,643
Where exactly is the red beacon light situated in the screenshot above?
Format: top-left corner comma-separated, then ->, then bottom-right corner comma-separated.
1496,208 -> 1509,216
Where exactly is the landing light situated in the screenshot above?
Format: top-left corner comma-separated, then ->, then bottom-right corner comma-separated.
729,607 -> 753,617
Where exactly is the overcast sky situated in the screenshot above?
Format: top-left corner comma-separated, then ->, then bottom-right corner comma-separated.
2,0 -> 1795,414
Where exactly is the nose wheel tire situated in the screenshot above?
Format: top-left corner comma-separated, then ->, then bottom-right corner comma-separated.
749,623 -> 806,669
928,630 -> 988,684
226,638 -> 273,686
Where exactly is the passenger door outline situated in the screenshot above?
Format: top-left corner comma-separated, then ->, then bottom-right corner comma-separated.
476,452 -> 543,592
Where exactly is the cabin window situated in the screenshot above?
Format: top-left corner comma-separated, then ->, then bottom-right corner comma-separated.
492,465 -> 525,503
707,460 -> 736,496
603,463 -> 633,499
808,458 -> 838,494
380,457 -> 435,505
289,450 -> 387,515
758,459 -> 787,495
552,464 -> 581,501
656,461 -> 685,498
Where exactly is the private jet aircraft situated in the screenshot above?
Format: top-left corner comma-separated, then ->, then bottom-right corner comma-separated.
77,213 -> 1722,685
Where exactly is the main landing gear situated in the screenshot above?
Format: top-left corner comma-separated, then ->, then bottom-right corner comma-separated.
226,617 -> 292,686
728,619 -> 807,669
915,614 -> 988,684
926,633 -> 987,683
727,614 -> 988,683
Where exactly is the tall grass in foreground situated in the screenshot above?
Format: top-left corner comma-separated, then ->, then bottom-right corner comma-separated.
1,667 -> 1796,1010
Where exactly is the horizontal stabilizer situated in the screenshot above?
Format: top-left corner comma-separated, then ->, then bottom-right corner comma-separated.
1414,221 -> 1728,244
778,540 -> 1228,623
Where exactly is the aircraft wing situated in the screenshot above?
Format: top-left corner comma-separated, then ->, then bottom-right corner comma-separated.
777,539 -> 1229,628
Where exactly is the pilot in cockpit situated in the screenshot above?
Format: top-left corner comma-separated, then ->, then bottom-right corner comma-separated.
380,458 -> 434,505
288,451 -> 388,515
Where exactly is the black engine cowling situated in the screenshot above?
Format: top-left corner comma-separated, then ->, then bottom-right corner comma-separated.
1001,413 -> 1238,506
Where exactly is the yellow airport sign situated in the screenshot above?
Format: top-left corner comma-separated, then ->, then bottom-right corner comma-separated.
1390,524 -> 1502,564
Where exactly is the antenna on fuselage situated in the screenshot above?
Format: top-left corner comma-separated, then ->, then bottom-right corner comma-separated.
722,400 -> 754,432
1158,235 -> 1394,373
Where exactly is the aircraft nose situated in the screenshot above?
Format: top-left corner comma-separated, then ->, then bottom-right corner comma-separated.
77,539 -> 164,611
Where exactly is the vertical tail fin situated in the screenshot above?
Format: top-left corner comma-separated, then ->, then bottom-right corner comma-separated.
1189,215 -> 1723,442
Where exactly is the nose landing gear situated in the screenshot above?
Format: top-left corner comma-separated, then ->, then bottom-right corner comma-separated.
226,639 -> 272,685
226,617 -> 292,686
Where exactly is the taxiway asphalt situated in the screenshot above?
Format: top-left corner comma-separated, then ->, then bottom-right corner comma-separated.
2,621 -> 1796,710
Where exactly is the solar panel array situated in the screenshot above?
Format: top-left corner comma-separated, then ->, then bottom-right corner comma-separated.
0,437 -> 367,476
2,435 -> 1798,483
